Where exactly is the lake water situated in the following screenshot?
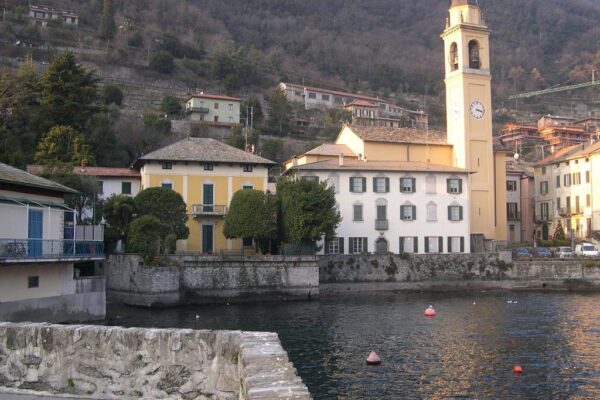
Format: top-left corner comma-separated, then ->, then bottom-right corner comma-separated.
106,291 -> 600,399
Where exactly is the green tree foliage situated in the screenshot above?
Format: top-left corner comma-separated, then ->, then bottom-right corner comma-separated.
103,194 -> 136,248
86,112 -> 129,166
212,48 -> 259,92
40,52 -> 100,132
127,215 -> 168,262
134,187 -> 189,241
149,51 -> 175,74
156,33 -> 203,60
267,88 -> 293,136
45,170 -> 100,223
99,0 -> 116,40
128,31 -> 144,47
226,126 -> 246,150
160,96 -> 183,117
101,84 -> 123,106
277,179 -> 340,244
223,189 -> 277,252
261,138 -> 282,162
554,220 -> 566,241
34,125 -> 88,166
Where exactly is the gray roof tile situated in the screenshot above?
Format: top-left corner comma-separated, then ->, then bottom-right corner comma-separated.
0,162 -> 76,194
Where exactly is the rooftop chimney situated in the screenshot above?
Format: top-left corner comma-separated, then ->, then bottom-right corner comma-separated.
338,153 -> 344,166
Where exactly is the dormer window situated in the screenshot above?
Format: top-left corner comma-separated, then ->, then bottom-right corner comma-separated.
468,40 -> 480,69
449,42 -> 458,71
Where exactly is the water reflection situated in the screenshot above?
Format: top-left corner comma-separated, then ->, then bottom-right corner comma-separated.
106,292 -> 600,399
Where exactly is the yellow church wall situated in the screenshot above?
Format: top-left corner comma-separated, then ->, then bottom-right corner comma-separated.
336,126 -> 365,157
363,142 -> 453,165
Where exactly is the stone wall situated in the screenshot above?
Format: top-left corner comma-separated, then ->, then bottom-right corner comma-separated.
106,254 -> 319,307
0,323 -> 310,400
319,252 -> 600,292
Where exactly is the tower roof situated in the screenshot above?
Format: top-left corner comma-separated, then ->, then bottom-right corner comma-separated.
450,0 -> 478,7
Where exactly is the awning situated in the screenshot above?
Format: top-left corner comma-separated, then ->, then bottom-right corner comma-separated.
0,195 -> 73,211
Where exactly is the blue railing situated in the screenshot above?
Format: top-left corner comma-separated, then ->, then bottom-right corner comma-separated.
0,239 -> 104,260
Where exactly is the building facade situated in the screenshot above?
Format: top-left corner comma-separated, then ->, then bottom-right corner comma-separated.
505,161 -> 535,244
29,5 -> 79,26
134,138 -> 275,254
0,162 -> 104,322
291,159 -> 471,254
185,93 -> 241,126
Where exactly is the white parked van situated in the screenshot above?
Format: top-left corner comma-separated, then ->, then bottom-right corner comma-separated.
574,243 -> 599,258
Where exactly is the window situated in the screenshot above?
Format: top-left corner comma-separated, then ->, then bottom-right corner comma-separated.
242,238 -> 253,247
401,204 -> 416,221
507,203 -> 518,219
426,202 -> 437,222
585,171 -> 590,183
449,42 -> 458,71
349,237 -> 367,254
353,204 -> 363,221
468,40 -> 480,69
162,162 -> 172,170
557,198 -> 561,210
327,174 -> 339,193
325,238 -> 344,255
564,174 -> 571,186
575,196 -> 580,213
400,177 -> 416,193
506,180 -> 517,191
350,177 -> 366,193
228,116 -> 234,122
214,116 -> 219,122
243,165 -> 253,172
308,92 -> 316,99
28,276 -> 39,288
425,236 -> 442,253
556,175 -> 561,188
334,96 -> 343,104
586,194 -> 591,207
214,102 -> 219,109
121,182 -> 132,194
399,237 -> 418,253
373,177 -> 389,193
322,94 -> 330,101
541,202 -> 550,221
448,205 -> 464,221
573,172 -> 581,185
161,182 -> 172,190
97,180 -> 104,194
447,237 -> 464,253
540,181 -> 548,195
426,175 -> 436,194
242,185 -> 253,190
204,163 -> 214,171
566,196 -> 571,212
447,178 -> 462,194
228,104 -> 233,111
542,166 -> 547,175
294,90 -> 302,96
301,176 -> 319,183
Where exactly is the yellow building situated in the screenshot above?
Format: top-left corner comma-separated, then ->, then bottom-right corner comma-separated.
134,138 -> 275,254
285,0 -> 507,244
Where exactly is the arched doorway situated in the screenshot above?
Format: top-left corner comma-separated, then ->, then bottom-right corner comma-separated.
375,237 -> 388,254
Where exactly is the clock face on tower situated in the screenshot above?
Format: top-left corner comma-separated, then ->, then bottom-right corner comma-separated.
469,101 -> 485,119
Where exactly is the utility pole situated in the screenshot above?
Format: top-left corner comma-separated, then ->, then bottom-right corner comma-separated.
244,104 -> 249,149
250,106 -> 254,151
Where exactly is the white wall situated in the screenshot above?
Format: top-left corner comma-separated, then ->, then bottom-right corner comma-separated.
0,263 -> 75,302
0,193 -> 65,241
298,169 -> 471,254
98,177 -> 141,200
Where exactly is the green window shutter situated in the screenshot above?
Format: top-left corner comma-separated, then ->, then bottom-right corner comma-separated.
399,237 -> 404,253
414,237 -> 418,253
448,206 -> 452,220
412,205 -> 417,220
362,177 -> 367,193
459,206 -> 464,221
460,237 -> 465,253
448,237 -> 452,253
425,237 -> 429,253
324,239 -> 329,254
372,177 -> 377,192
339,238 -> 345,254
385,178 -> 390,193
411,178 -> 416,193
458,179 -> 463,194
364,237 -> 368,253
447,179 -> 451,193
439,237 -> 444,253
349,177 -> 354,192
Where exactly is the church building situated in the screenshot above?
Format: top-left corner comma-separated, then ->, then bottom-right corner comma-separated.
283,0 -> 507,254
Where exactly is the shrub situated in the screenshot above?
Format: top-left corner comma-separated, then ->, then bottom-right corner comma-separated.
128,31 -> 143,47
127,215 -> 167,263
101,84 -> 123,106
149,51 -> 175,74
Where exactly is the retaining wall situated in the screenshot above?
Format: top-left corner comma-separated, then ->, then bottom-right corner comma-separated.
106,254 -> 319,307
319,252 -> 600,292
0,322 -> 310,400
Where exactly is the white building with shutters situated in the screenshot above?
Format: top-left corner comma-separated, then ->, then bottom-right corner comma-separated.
288,158 -> 471,254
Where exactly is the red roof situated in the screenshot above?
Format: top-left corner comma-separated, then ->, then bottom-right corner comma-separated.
27,165 -> 140,178
186,93 -> 241,102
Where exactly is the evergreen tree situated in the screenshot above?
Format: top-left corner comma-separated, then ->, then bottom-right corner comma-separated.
34,125 -> 89,166
99,0 -> 116,40
134,187 -> 189,241
554,221 -> 566,241
267,88 -> 293,136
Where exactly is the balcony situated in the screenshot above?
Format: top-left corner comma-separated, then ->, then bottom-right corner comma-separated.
0,239 -> 104,263
375,219 -> 389,231
192,204 -> 227,216
558,207 -> 571,217
507,211 -> 521,221
188,106 -> 209,113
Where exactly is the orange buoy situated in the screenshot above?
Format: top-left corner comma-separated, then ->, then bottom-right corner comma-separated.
366,351 -> 381,366
513,365 -> 523,374
424,305 -> 436,317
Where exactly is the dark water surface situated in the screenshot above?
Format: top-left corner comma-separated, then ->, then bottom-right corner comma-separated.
106,292 -> 600,399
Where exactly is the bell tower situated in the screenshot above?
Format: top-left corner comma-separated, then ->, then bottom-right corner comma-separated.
441,0 -> 499,240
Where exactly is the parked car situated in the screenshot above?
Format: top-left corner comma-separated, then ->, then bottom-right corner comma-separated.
574,243 -> 599,258
533,247 -> 553,258
514,247 -> 533,260
555,246 -> 574,259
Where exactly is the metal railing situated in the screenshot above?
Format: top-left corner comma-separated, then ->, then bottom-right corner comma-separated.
188,106 -> 209,113
375,219 -> 389,230
0,239 -> 104,260
192,204 -> 227,216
